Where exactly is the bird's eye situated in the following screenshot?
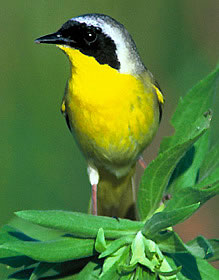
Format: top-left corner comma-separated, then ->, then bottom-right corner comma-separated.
84,29 -> 97,44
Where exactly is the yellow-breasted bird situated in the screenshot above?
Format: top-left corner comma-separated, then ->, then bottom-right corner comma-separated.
35,13 -> 164,219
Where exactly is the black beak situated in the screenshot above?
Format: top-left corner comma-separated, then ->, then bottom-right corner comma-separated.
35,31 -> 71,45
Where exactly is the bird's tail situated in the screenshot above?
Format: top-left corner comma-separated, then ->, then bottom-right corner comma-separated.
95,165 -> 137,220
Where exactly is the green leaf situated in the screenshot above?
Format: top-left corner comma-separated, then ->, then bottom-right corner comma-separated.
119,274 -> 131,280
206,239 -> 219,262
167,132 -> 209,194
164,181 -> 219,211
134,266 -> 144,280
8,267 -> 34,279
142,203 -> 200,237
155,265 -> 182,277
0,225 -> 37,244
186,236 -> 214,260
130,232 -> 154,272
30,262 -> 55,280
142,269 -> 157,279
157,232 -> 218,261
100,246 -> 129,280
153,231 -> 189,254
0,225 -> 36,268
0,237 -> 95,262
31,258 -> 95,279
15,210 -> 144,239
137,111 -> 210,221
76,259 -> 102,280
164,255 -> 189,280
198,144 -> 219,182
166,252 -> 219,280
99,236 -> 133,258
9,259 -> 84,280
160,65 -> 219,152
160,64 -> 219,194
95,228 -> 107,253
196,169 -> 219,189
0,249 -> 34,269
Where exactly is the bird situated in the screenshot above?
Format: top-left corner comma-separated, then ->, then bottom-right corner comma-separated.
35,13 -> 164,219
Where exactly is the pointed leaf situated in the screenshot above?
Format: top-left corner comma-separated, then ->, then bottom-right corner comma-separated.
130,232 -> 154,271
164,181 -> 219,211
8,267 -> 34,279
0,225 -> 37,243
134,266 -> 144,280
155,265 -> 182,277
76,259 -> 102,280
100,246 -> 129,280
30,262 -> 55,280
121,275 -> 133,280
186,236 -> 214,260
99,236 -> 133,258
157,232 -> 218,263
0,225 -> 36,268
160,64 -> 219,152
0,248 -> 35,269
142,203 -> 200,237
137,111 -> 210,221
167,132 -> 209,194
142,269 -> 157,279
198,144 -> 219,182
206,239 -> 219,262
153,231 -> 189,254
196,168 -> 219,188
160,64 -> 219,194
95,228 -> 107,253
0,237 -> 95,262
166,252 -> 219,280
30,258 -> 95,279
15,211 -> 144,239
119,275 -> 131,280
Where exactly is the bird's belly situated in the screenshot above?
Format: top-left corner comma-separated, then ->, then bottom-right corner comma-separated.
65,58 -> 160,176
66,91 -> 159,175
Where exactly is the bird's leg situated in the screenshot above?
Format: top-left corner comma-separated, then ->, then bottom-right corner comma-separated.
138,156 -> 147,169
87,165 -> 99,216
92,183 -> 97,215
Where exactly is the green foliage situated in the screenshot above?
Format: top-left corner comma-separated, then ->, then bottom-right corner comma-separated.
15,211 -> 144,239
142,203 -> 200,238
0,66 -> 218,279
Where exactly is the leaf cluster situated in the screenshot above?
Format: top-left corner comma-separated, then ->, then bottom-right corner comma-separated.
0,66 -> 219,279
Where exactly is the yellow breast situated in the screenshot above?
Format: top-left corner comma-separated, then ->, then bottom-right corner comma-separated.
60,47 -> 159,175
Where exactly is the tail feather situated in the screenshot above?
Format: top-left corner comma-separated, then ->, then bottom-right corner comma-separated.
96,166 -> 136,219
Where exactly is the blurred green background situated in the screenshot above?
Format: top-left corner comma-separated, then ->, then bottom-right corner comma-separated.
1,0 -> 218,244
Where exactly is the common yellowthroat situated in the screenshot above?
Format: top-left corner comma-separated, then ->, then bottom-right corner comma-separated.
35,13 -> 164,219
